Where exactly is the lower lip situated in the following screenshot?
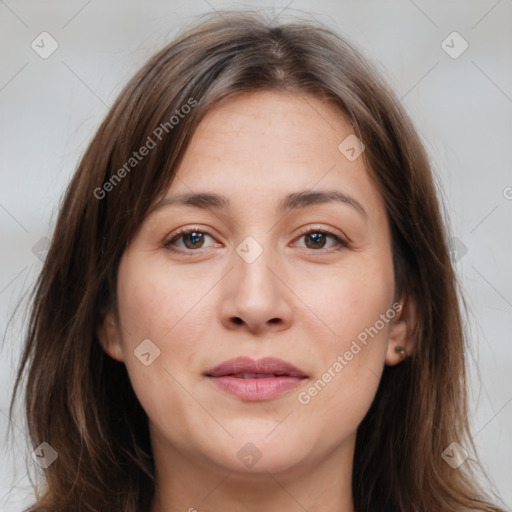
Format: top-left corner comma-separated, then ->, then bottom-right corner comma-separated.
207,375 -> 305,401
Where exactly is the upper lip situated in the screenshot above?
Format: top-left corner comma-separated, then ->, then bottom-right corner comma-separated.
205,356 -> 308,378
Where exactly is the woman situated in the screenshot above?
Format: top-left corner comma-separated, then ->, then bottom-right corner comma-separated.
10,10 -> 504,512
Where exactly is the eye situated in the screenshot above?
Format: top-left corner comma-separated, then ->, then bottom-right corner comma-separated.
293,226 -> 348,253
163,225 -> 349,255
163,226 -> 218,253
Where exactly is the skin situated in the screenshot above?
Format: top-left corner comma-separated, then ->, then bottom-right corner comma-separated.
98,90 -> 417,512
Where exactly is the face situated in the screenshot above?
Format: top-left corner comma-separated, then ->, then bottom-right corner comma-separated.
99,90 -> 413,478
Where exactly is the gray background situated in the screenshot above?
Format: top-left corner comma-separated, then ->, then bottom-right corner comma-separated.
1,1 -> 511,510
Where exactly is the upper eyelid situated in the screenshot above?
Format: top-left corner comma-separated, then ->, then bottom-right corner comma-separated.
166,224 -> 344,239
295,224 -> 344,237
164,224 -> 348,248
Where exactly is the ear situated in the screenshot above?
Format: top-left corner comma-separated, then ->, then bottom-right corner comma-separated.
385,296 -> 418,366
97,310 -> 124,362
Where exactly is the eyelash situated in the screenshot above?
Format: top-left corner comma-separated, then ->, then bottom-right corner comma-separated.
163,225 -> 349,255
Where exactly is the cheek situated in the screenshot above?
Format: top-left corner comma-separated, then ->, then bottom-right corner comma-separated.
116,252 -> 215,348
292,252 -> 394,417
113,257 -> 219,448
296,250 -> 395,349
114,255 -> 211,397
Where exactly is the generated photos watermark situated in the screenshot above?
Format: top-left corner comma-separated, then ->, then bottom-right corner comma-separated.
297,301 -> 402,405
93,97 -> 198,200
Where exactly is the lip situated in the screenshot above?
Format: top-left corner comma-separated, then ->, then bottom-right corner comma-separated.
204,356 -> 308,401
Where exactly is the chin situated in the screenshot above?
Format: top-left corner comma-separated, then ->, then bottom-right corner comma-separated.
204,433 -> 310,475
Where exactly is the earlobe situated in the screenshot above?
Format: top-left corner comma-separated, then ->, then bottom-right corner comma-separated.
97,311 -> 124,362
385,297 -> 418,366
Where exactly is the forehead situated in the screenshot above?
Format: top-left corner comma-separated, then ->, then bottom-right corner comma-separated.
161,90 -> 384,219
181,90 -> 353,170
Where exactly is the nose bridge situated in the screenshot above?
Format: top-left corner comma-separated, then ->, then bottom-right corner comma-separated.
219,229 -> 293,332
233,231 -> 281,298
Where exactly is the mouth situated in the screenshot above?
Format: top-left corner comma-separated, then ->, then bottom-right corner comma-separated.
225,373 -> 294,379
204,356 -> 307,378
204,356 -> 308,401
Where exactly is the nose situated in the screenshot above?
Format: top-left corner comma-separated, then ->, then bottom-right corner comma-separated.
218,238 -> 294,334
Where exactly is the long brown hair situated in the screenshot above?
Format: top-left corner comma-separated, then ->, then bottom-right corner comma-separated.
10,10 -> 503,512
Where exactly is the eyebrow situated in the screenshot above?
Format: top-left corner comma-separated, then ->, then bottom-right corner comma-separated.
148,189 -> 366,217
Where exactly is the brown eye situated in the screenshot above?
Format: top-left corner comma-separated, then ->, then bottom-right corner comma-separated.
295,228 -> 348,252
304,232 -> 328,249
181,231 -> 206,249
164,228 -> 217,253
